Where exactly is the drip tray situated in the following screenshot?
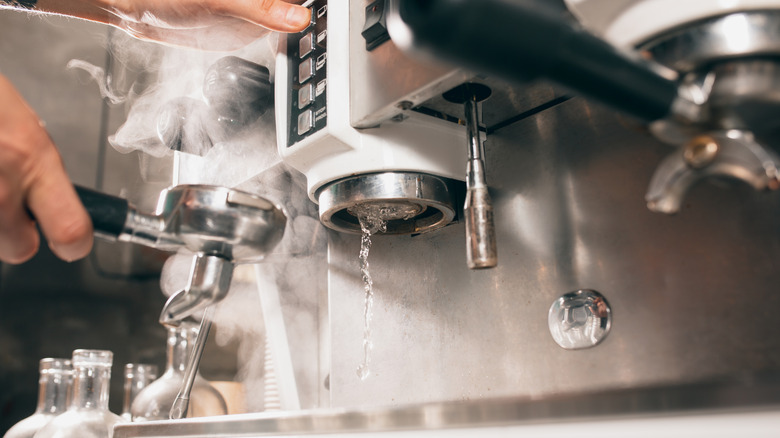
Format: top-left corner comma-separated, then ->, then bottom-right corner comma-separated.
114,374 -> 780,437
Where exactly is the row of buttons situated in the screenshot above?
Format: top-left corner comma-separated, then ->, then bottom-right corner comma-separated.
296,4 -> 327,137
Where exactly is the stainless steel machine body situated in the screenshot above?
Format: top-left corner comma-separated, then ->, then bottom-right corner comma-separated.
114,94 -> 780,434
326,94 -> 780,405
108,0 -> 780,435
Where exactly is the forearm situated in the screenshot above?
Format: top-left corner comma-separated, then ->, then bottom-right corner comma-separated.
2,0 -> 310,52
0,0 -> 113,24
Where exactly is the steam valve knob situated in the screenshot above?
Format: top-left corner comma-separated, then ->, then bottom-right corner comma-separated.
203,56 -> 272,127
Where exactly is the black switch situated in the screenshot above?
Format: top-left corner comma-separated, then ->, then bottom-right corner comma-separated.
362,0 -> 390,51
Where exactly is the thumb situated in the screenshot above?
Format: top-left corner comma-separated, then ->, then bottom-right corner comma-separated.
231,0 -> 311,33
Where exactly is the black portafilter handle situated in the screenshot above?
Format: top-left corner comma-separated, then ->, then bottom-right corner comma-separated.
74,185 -> 129,239
392,0 -> 680,122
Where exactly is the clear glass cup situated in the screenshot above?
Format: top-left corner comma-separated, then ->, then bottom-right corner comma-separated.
33,350 -> 122,438
3,358 -> 73,438
130,323 -> 227,420
121,364 -> 159,421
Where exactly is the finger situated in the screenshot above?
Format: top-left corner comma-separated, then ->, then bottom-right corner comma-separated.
121,20 -> 269,51
229,0 -> 311,32
0,177 -> 40,264
26,149 -> 93,263
0,76 -> 42,263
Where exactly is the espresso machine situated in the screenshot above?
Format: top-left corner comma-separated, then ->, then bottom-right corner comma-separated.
273,0 -> 780,271
109,0 -> 780,435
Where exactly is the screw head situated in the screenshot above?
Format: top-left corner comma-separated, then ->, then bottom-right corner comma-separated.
548,289 -> 612,350
396,100 -> 414,111
684,135 -> 719,169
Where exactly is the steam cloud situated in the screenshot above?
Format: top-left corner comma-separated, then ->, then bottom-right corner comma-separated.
67,59 -> 127,105
76,29 -> 326,412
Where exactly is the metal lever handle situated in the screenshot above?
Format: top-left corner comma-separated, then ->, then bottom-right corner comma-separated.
445,83 -> 497,269
464,98 -> 497,269
389,0 -> 683,122
74,185 -> 130,239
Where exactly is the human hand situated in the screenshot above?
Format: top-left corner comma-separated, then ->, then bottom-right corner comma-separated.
36,0 -> 311,50
0,74 -> 93,264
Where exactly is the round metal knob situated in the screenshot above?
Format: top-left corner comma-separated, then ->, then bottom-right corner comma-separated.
203,56 -> 272,126
548,289 -> 612,350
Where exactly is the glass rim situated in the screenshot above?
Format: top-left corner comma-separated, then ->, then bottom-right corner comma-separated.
39,358 -> 73,371
72,349 -> 113,366
124,363 -> 159,374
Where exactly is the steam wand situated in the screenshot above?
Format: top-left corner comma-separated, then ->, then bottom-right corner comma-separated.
169,306 -> 214,420
444,83 -> 497,269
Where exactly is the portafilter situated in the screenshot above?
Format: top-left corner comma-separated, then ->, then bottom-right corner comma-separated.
75,184 -> 287,324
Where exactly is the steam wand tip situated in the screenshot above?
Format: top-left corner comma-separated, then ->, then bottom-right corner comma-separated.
169,396 -> 189,420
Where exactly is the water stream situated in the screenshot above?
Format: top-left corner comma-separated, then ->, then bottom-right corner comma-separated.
354,209 -> 387,380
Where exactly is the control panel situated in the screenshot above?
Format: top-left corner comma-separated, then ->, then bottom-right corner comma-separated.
286,0 -> 329,147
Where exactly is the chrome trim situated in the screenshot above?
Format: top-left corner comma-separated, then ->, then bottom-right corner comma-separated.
640,11 -> 780,73
646,129 -> 780,214
159,254 -> 232,325
150,185 -> 287,262
317,172 -> 458,235
119,210 -> 172,250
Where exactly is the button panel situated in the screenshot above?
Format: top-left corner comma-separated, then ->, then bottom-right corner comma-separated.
298,83 -> 315,108
287,0 -> 328,147
297,109 -> 314,135
298,58 -> 314,84
299,32 -> 314,58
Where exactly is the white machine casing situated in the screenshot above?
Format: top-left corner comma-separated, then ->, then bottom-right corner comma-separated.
274,0 -> 470,204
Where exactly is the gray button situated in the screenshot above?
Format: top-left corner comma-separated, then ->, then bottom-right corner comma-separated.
298,83 -> 315,108
298,58 -> 314,84
297,109 -> 314,136
299,33 -> 314,58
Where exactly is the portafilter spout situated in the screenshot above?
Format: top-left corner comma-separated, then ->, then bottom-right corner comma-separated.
75,184 -> 287,322
160,254 -> 233,326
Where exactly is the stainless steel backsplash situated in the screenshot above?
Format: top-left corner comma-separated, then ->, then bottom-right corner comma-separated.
326,95 -> 780,407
